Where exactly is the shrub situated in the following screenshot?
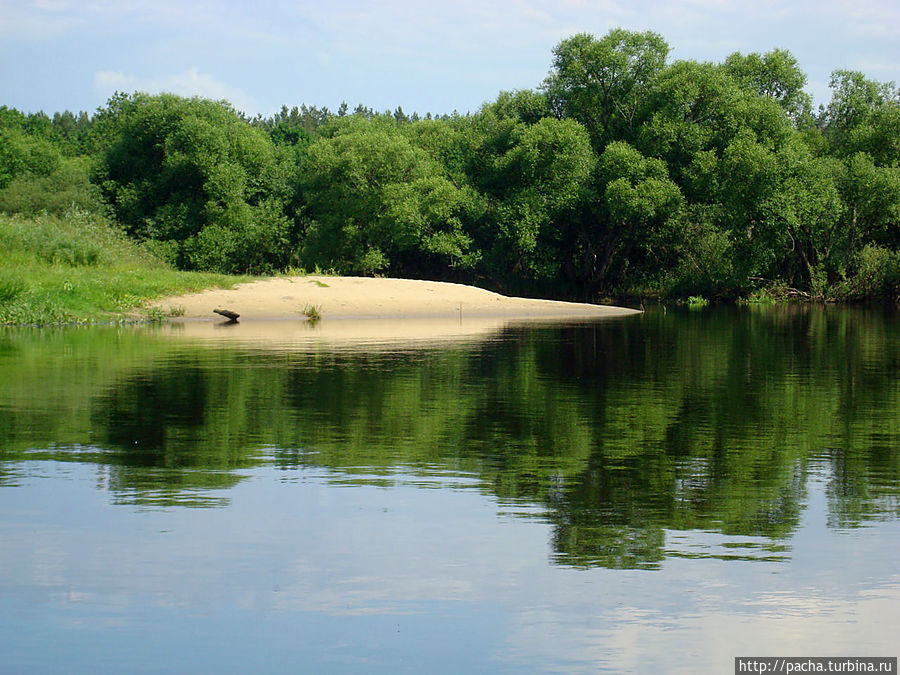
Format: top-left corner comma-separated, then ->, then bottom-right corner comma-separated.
851,244 -> 900,299
686,295 -> 709,308
661,211 -> 737,297
0,157 -> 107,217
182,199 -> 293,274
0,127 -> 61,189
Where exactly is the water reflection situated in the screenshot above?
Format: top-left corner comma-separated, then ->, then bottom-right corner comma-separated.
1,306 -> 899,568
1,307 -> 899,672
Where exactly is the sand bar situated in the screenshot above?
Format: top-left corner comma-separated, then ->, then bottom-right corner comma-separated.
148,276 -> 640,349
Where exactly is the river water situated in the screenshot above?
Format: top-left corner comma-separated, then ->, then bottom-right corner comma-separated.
1,306 -> 898,673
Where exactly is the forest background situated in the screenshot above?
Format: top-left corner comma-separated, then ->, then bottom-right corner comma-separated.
2,28 -> 899,304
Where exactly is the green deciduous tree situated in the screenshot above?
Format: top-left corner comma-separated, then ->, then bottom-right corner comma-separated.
458,109 -> 596,285
590,141 -> 682,287
0,127 -> 61,190
493,117 -> 596,281
843,101 -> 900,167
96,93 -> 293,273
724,49 -> 812,123
763,142 -> 843,291
482,89 -> 551,125
638,60 -> 793,183
836,153 -> 900,254
0,156 -> 106,217
299,118 -> 482,276
823,70 -> 900,160
543,29 -> 669,150
713,132 -> 845,291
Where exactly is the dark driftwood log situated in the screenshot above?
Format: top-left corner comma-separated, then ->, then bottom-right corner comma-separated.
213,308 -> 240,322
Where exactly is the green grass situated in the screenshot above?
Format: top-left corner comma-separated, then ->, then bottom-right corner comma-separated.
301,304 -> 322,322
0,211 -> 249,325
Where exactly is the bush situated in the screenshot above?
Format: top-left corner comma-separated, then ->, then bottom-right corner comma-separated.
850,244 -> 900,299
0,157 -> 107,217
0,209 -> 157,270
661,212 -> 737,297
182,199 -> 293,274
141,239 -> 180,267
0,127 -> 61,189
686,295 -> 709,308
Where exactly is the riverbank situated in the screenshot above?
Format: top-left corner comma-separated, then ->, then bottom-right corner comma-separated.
0,212 -> 246,325
146,276 -> 640,347
150,275 -> 640,321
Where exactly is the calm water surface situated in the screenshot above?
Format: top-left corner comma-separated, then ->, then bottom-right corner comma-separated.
1,306 -> 898,673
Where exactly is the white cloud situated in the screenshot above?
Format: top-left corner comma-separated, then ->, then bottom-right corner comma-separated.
3,0 -> 898,115
92,67 -> 260,114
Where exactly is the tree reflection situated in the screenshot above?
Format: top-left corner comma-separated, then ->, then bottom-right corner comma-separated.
0,306 -> 897,566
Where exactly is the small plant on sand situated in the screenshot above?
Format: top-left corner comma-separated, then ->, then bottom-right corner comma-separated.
311,264 -> 338,276
143,306 -> 168,323
301,304 -> 322,323
141,304 -> 185,323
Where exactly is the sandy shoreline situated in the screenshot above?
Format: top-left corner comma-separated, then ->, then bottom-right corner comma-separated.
148,276 -> 640,348
153,276 -> 638,320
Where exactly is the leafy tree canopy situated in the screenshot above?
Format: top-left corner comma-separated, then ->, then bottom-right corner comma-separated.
724,48 -> 812,122
95,93 -> 293,273
543,29 -> 669,150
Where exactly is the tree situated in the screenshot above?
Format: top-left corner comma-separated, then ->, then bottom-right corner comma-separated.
589,141 -> 682,287
403,118 -> 470,186
763,141 -> 843,289
485,117 -> 596,281
543,29 -> 669,150
724,49 -> 812,123
96,93 -> 293,273
299,118 -> 481,277
482,89 -> 551,125
453,108 -> 595,285
823,70 -> 900,158
836,153 -> 900,254
843,101 -> 900,167
711,131 -> 847,290
0,155 -> 105,217
638,60 -> 793,185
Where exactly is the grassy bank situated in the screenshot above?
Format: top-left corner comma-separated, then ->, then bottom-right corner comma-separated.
0,211 -> 248,325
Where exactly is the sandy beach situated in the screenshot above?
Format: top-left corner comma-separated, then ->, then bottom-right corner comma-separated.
149,276 -> 640,348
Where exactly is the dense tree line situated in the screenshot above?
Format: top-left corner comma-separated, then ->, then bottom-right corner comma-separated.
2,29 -> 899,300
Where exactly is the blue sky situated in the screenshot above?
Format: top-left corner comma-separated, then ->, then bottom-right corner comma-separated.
1,0 -> 898,118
